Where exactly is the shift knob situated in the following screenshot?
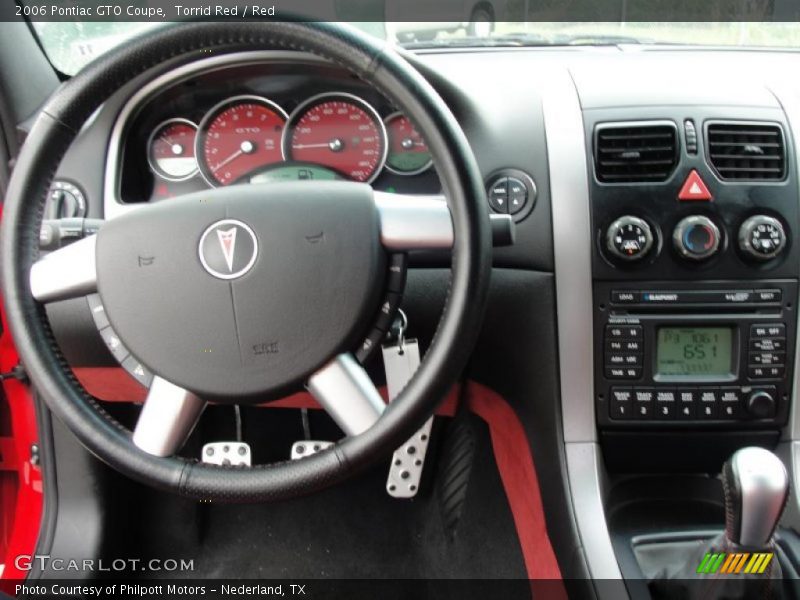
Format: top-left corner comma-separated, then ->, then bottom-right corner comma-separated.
722,447 -> 789,548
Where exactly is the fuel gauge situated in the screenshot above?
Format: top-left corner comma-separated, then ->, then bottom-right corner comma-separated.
147,118 -> 199,181
384,112 -> 432,176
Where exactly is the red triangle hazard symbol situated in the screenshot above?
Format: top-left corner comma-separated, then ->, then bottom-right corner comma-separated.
678,170 -> 712,201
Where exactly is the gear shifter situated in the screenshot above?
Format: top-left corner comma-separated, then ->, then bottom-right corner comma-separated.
723,446 -> 789,548
649,448 -> 790,599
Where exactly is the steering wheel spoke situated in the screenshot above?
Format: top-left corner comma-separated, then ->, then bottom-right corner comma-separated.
132,376 -> 206,457
29,235 -> 98,302
307,353 -> 386,436
374,191 -> 454,250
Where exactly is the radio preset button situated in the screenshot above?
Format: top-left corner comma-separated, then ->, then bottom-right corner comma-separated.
698,388 -> 719,419
634,389 -> 654,419
720,388 -> 743,419
609,388 -> 634,419
677,388 -> 698,419
655,389 -> 677,419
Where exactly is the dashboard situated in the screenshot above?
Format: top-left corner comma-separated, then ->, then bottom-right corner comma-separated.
116,61 -> 440,207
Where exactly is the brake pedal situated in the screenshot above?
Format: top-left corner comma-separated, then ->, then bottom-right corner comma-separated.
291,440 -> 334,460
202,442 -> 252,466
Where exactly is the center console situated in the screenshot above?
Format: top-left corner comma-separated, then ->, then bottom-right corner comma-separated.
587,108 -> 799,469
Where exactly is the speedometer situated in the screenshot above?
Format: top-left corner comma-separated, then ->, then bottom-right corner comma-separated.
197,95 -> 288,186
282,93 -> 387,183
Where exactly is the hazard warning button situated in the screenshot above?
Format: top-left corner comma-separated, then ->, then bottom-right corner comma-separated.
678,169 -> 712,201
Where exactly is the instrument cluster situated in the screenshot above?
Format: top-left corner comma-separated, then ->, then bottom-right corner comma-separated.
143,89 -> 433,194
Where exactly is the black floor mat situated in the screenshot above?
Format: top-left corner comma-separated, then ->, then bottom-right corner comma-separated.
102,409 -> 527,582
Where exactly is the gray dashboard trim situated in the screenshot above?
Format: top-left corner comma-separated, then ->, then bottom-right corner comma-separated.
543,65 -> 625,586
102,51 -> 328,220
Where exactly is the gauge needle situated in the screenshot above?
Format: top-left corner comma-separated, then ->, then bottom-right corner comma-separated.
212,150 -> 242,173
293,139 -> 344,152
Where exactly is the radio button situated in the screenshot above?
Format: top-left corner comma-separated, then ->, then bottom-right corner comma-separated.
750,338 -> 786,352
747,388 -> 777,419
606,339 -> 643,353
698,388 -> 719,419
606,353 -> 642,366
634,389 -> 655,419
655,389 -> 677,419
677,388 -> 698,419
720,388 -> 743,419
755,289 -> 782,303
749,352 -> 785,366
606,325 -> 643,340
609,388 -> 634,420
751,324 -> 786,338
606,367 -> 642,380
748,365 -> 785,379
611,291 -> 641,304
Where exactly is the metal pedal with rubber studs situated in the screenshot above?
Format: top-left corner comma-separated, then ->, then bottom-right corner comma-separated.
386,416 -> 433,498
291,440 -> 334,460
202,442 -> 252,466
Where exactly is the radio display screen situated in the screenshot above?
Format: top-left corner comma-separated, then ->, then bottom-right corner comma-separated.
655,326 -> 734,379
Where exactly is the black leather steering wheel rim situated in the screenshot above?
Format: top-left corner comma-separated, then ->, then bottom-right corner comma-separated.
0,20 -> 491,502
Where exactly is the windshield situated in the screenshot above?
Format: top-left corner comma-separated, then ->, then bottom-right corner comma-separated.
32,21 -> 800,76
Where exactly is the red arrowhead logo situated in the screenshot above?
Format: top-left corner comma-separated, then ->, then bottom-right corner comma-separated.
678,170 -> 712,201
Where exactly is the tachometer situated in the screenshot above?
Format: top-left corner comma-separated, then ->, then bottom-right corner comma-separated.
282,93 -> 387,183
384,112 -> 432,175
147,119 -> 199,181
197,96 -> 288,186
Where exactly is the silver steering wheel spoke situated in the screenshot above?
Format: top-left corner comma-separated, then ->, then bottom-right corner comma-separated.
29,235 -> 98,302
307,353 -> 386,436
374,191 -> 454,250
132,376 -> 206,457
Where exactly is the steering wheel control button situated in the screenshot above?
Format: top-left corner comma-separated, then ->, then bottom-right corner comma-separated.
99,326 -> 130,363
738,215 -> 787,260
122,355 -> 154,388
386,253 -> 408,293
673,215 -> 721,260
86,294 -> 110,329
606,216 -> 654,261
198,219 -> 258,280
202,442 -> 252,466
677,169 -> 712,201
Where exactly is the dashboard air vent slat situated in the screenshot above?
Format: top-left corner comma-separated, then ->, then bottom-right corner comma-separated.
594,123 -> 678,183
707,123 -> 786,181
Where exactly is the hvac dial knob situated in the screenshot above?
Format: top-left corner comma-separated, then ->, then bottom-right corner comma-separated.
606,216 -> 654,261
739,215 -> 787,260
673,215 -> 720,261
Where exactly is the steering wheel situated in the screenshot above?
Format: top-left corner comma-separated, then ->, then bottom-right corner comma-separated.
0,21 -> 491,502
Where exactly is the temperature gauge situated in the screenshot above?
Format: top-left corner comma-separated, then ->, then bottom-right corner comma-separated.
384,112 -> 432,175
147,118 -> 199,182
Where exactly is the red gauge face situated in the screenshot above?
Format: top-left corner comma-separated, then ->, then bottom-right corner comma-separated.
148,120 -> 198,181
284,96 -> 386,182
199,98 -> 287,186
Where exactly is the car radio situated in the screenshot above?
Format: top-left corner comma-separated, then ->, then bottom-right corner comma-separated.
594,280 -> 796,429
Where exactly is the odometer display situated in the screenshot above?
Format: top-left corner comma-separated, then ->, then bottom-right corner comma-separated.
283,93 -> 387,183
197,96 -> 287,186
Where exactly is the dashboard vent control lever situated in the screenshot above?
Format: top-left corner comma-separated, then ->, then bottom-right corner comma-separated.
39,218 -> 104,251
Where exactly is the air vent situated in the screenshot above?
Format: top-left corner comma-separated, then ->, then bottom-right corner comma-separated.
707,122 -> 785,181
594,122 -> 678,183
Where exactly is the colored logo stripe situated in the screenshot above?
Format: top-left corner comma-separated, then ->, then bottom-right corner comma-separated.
697,552 -> 773,575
